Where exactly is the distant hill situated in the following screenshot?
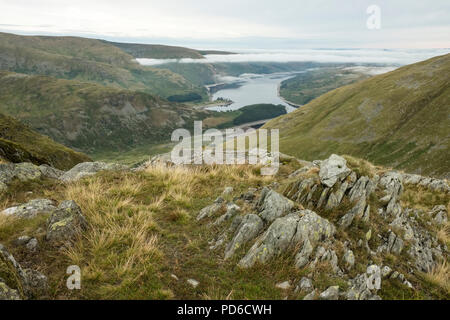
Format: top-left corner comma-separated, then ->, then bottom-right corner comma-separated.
264,54 -> 450,178
105,41 -> 235,60
279,67 -> 370,105
0,112 -> 90,170
0,32 -> 206,99
106,41 -> 204,59
0,71 -> 210,154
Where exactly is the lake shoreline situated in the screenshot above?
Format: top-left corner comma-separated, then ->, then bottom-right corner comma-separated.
277,82 -> 303,108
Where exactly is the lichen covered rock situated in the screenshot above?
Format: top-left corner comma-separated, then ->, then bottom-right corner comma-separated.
59,162 -> 127,182
224,214 -> 264,260
2,199 -> 56,219
0,162 -> 43,192
46,200 -> 88,243
319,154 -> 351,188
239,210 -> 335,269
0,244 -> 27,300
255,188 -> 294,224
197,197 -> 225,221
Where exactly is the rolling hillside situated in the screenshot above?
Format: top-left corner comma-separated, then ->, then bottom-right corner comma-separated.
0,112 -> 90,170
0,71 -> 210,154
0,32 -> 206,99
106,41 -> 205,59
264,53 -> 450,178
279,67 -> 370,105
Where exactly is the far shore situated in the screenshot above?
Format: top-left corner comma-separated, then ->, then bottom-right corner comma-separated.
276,82 -> 303,108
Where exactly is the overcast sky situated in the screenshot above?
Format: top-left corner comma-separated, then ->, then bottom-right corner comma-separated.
0,0 -> 449,49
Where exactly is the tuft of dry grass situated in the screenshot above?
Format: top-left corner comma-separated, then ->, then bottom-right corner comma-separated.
62,174 -> 161,298
437,222 -> 450,248
0,213 -> 15,231
343,155 -> 378,178
400,185 -> 450,212
423,261 -> 450,295
56,164 -> 274,298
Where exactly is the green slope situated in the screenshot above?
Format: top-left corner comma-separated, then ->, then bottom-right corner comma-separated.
106,41 -> 205,59
0,32 -> 206,99
232,104 -> 287,126
279,67 -> 370,105
106,41 -> 234,60
264,54 -> 450,178
0,112 -> 90,170
0,71 -> 210,154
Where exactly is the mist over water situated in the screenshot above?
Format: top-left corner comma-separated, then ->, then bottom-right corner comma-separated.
137,48 -> 450,66
136,47 -> 449,116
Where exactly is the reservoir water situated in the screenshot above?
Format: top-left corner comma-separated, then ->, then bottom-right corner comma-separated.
206,72 -> 300,113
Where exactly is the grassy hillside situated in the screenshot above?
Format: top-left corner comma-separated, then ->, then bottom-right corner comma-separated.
264,54 -> 450,178
0,32 -> 206,99
106,41 -> 205,59
0,113 -> 90,170
279,67 -> 370,105
158,63 -> 218,86
106,41 -> 235,60
0,157 -> 448,300
232,104 -> 287,126
0,71 -> 210,154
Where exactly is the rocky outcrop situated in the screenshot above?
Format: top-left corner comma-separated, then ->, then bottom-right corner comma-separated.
224,214 -> 264,260
318,154 -> 351,188
204,154 -> 447,299
197,197 -> 225,221
24,269 -> 48,297
0,243 -> 48,300
402,173 -> 449,193
59,162 -> 127,182
39,164 -> 64,179
2,199 -> 56,219
319,286 -> 340,300
377,231 -> 404,255
295,277 -> 314,293
0,243 -> 27,299
14,236 -> 39,252
238,210 -> 335,269
238,213 -> 301,268
344,265 -> 382,300
428,205 -> 448,225
0,163 -> 42,192
0,161 -> 133,189
285,155 -> 378,230
255,187 -> 294,224
213,203 -> 240,227
46,201 -> 88,243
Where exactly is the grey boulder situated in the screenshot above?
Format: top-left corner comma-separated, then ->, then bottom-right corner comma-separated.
46,201 -> 88,243
0,163 -> 43,192
255,188 -> 294,224
39,164 -> 64,179
59,162 -> 127,182
319,154 -> 351,188
2,199 -> 56,219
224,214 -> 264,260
197,197 -> 225,221
319,286 -> 340,300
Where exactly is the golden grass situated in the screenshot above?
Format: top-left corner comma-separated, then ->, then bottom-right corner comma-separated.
343,155 -> 378,178
62,174 -> 161,298
55,164 -> 273,298
437,222 -> 450,248
0,213 -> 15,230
400,186 -> 450,212
423,261 -> 450,295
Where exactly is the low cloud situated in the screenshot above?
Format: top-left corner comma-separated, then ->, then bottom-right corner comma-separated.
137,48 -> 449,66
